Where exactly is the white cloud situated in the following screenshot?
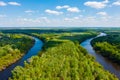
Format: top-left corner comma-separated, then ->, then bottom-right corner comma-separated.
103,0 -> 109,3
74,17 -> 79,20
45,9 -> 63,15
112,1 -> 120,6
15,17 -> 51,26
0,14 -> 6,18
18,17 -> 50,23
41,17 -> 50,23
8,2 -> 21,6
64,18 -> 71,21
17,18 -> 41,23
25,10 -> 35,13
84,1 -> 106,9
100,16 -> 110,21
64,17 -> 80,22
56,5 -> 80,13
0,1 -> 7,6
84,0 -> 109,9
97,12 -> 107,16
25,10 -> 35,16
1,15 -> 120,27
56,5 -> 69,9
67,7 -> 80,13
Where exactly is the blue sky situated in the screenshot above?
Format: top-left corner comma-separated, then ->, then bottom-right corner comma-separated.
0,0 -> 120,27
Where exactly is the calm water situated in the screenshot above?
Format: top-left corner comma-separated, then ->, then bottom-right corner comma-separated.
0,33 -> 120,80
0,37 -> 43,80
81,33 -> 120,79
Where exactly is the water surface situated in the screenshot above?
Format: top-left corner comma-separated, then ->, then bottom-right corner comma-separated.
81,33 -> 120,79
0,37 -> 43,80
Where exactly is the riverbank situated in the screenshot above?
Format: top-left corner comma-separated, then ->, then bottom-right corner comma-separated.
81,33 -> 120,79
0,37 -> 43,80
91,32 -> 120,64
10,33 -> 118,80
0,33 -> 34,71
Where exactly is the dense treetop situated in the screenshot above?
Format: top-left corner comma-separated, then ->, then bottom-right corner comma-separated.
0,33 -> 34,71
91,31 -> 120,64
10,32 -> 118,80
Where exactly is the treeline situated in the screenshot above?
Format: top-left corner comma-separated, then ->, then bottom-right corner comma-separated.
10,32 -> 118,80
32,32 -> 97,50
93,42 -> 120,63
0,28 -> 97,34
0,33 -> 34,71
32,32 -> 97,42
91,32 -> 120,64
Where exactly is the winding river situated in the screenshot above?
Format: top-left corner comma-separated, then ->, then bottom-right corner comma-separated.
0,33 -> 120,80
0,37 -> 43,80
81,33 -> 120,79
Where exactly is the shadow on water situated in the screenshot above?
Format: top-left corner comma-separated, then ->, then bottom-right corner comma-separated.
0,37 -> 43,80
81,33 -> 120,79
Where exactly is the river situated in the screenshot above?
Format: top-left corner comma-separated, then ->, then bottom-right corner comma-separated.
81,33 -> 120,79
0,33 -> 120,80
0,37 -> 43,80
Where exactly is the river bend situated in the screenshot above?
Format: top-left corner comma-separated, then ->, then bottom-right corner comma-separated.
81,33 -> 120,79
0,37 -> 43,80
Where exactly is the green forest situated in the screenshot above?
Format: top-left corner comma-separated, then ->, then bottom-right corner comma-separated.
0,0 -> 120,79
9,32 -> 118,80
0,33 -> 34,71
91,31 -> 120,64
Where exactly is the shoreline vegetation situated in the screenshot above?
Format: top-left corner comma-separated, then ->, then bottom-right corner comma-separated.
10,32 -> 118,80
0,33 -> 34,71
91,31 -> 120,65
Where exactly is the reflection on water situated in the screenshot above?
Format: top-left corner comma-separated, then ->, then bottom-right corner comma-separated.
81,33 -> 120,79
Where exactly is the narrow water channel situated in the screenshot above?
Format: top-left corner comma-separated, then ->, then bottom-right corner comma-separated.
81,33 -> 120,79
0,37 -> 43,80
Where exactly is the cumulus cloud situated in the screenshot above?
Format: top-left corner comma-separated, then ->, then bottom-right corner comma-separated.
56,5 -> 69,9
45,9 -> 63,15
84,0 -> 109,9
0,1 -> 21,7
112,1 -> 120,6
56,5 -> 80,13
0,1 -> 7,6
97,12 -> 107,16
67,7 -> 80,13
8,2 -> 21,6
